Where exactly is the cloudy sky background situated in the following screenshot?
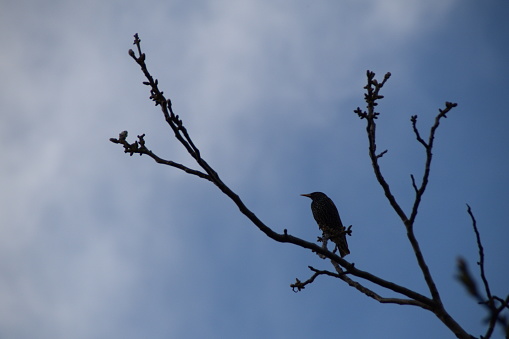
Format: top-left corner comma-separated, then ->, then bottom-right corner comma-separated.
1,0 -> 509,338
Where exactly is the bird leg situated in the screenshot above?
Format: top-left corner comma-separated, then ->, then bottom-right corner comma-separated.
317,233 -> 330,259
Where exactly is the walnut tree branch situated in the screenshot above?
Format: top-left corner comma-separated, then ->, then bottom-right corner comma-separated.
354,71 -> 469,339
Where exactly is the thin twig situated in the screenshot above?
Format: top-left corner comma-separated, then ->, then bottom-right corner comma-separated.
408,102 -> 457,225
110,132 -> 211,180
465,205 -> 509,338
291,266 -> 346,292
466,204 -> 492,302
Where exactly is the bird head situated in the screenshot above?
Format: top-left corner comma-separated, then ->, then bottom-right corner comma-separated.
301,192 -> 327,200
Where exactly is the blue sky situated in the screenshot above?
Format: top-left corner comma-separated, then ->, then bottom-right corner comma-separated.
1,0 -> 508,338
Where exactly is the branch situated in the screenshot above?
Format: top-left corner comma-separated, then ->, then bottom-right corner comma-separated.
127,34 -> 220,182
457,205 -> 509,338
409,102 -> 457,225
110,131 -> 211,180
291,266 -> 346,292
466,204 -> 493,303
456,258 -> 509,339
354,72 -> 442,301
292,264 -> 431,309
330,261 -> 432,309
353,71 -> 408,224
255,228 -> 434,307
406,103 -> 457,311
354,71 -> 470,339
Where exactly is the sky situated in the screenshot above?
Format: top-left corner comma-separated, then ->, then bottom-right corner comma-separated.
1,0 -> 509,338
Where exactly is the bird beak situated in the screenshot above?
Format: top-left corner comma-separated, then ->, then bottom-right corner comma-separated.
301,193 -> 311,198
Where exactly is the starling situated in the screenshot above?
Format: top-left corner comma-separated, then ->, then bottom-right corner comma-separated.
301,192 -> 350,257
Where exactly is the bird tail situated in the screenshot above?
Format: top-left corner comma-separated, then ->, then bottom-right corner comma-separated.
331,227 -> 350,257
337,237 -> 350,257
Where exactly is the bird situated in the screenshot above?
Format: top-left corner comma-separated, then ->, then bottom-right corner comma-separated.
301,192 -> 350,257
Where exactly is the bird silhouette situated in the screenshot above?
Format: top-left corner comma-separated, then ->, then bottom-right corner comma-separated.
301,192 -> 350,257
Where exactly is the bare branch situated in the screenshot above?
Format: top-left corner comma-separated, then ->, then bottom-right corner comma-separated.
456,257 -> 509,339
110,131 -> 211,180
408,102 -> 458,225
411,115 -> 428,148
293,264 -> 431,309
466,204 -> 492,302
354,71 -> 408,224
460,205 -> 509,338
291,266 -> 345,292
355,72 -> 441,301
406,102 -> 456,310
258,228 -> 434,306
376,149 -> 388,158
354,71 -> 470,338
330,261 -> 432,309
410,174 -> 418,193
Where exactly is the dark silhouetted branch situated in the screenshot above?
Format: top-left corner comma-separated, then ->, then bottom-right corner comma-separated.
454,205 -> 509,339
110,131 -> 211,180
291,266 -> 345,292
354,71 -> 470,338
111,34 -> 508,339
